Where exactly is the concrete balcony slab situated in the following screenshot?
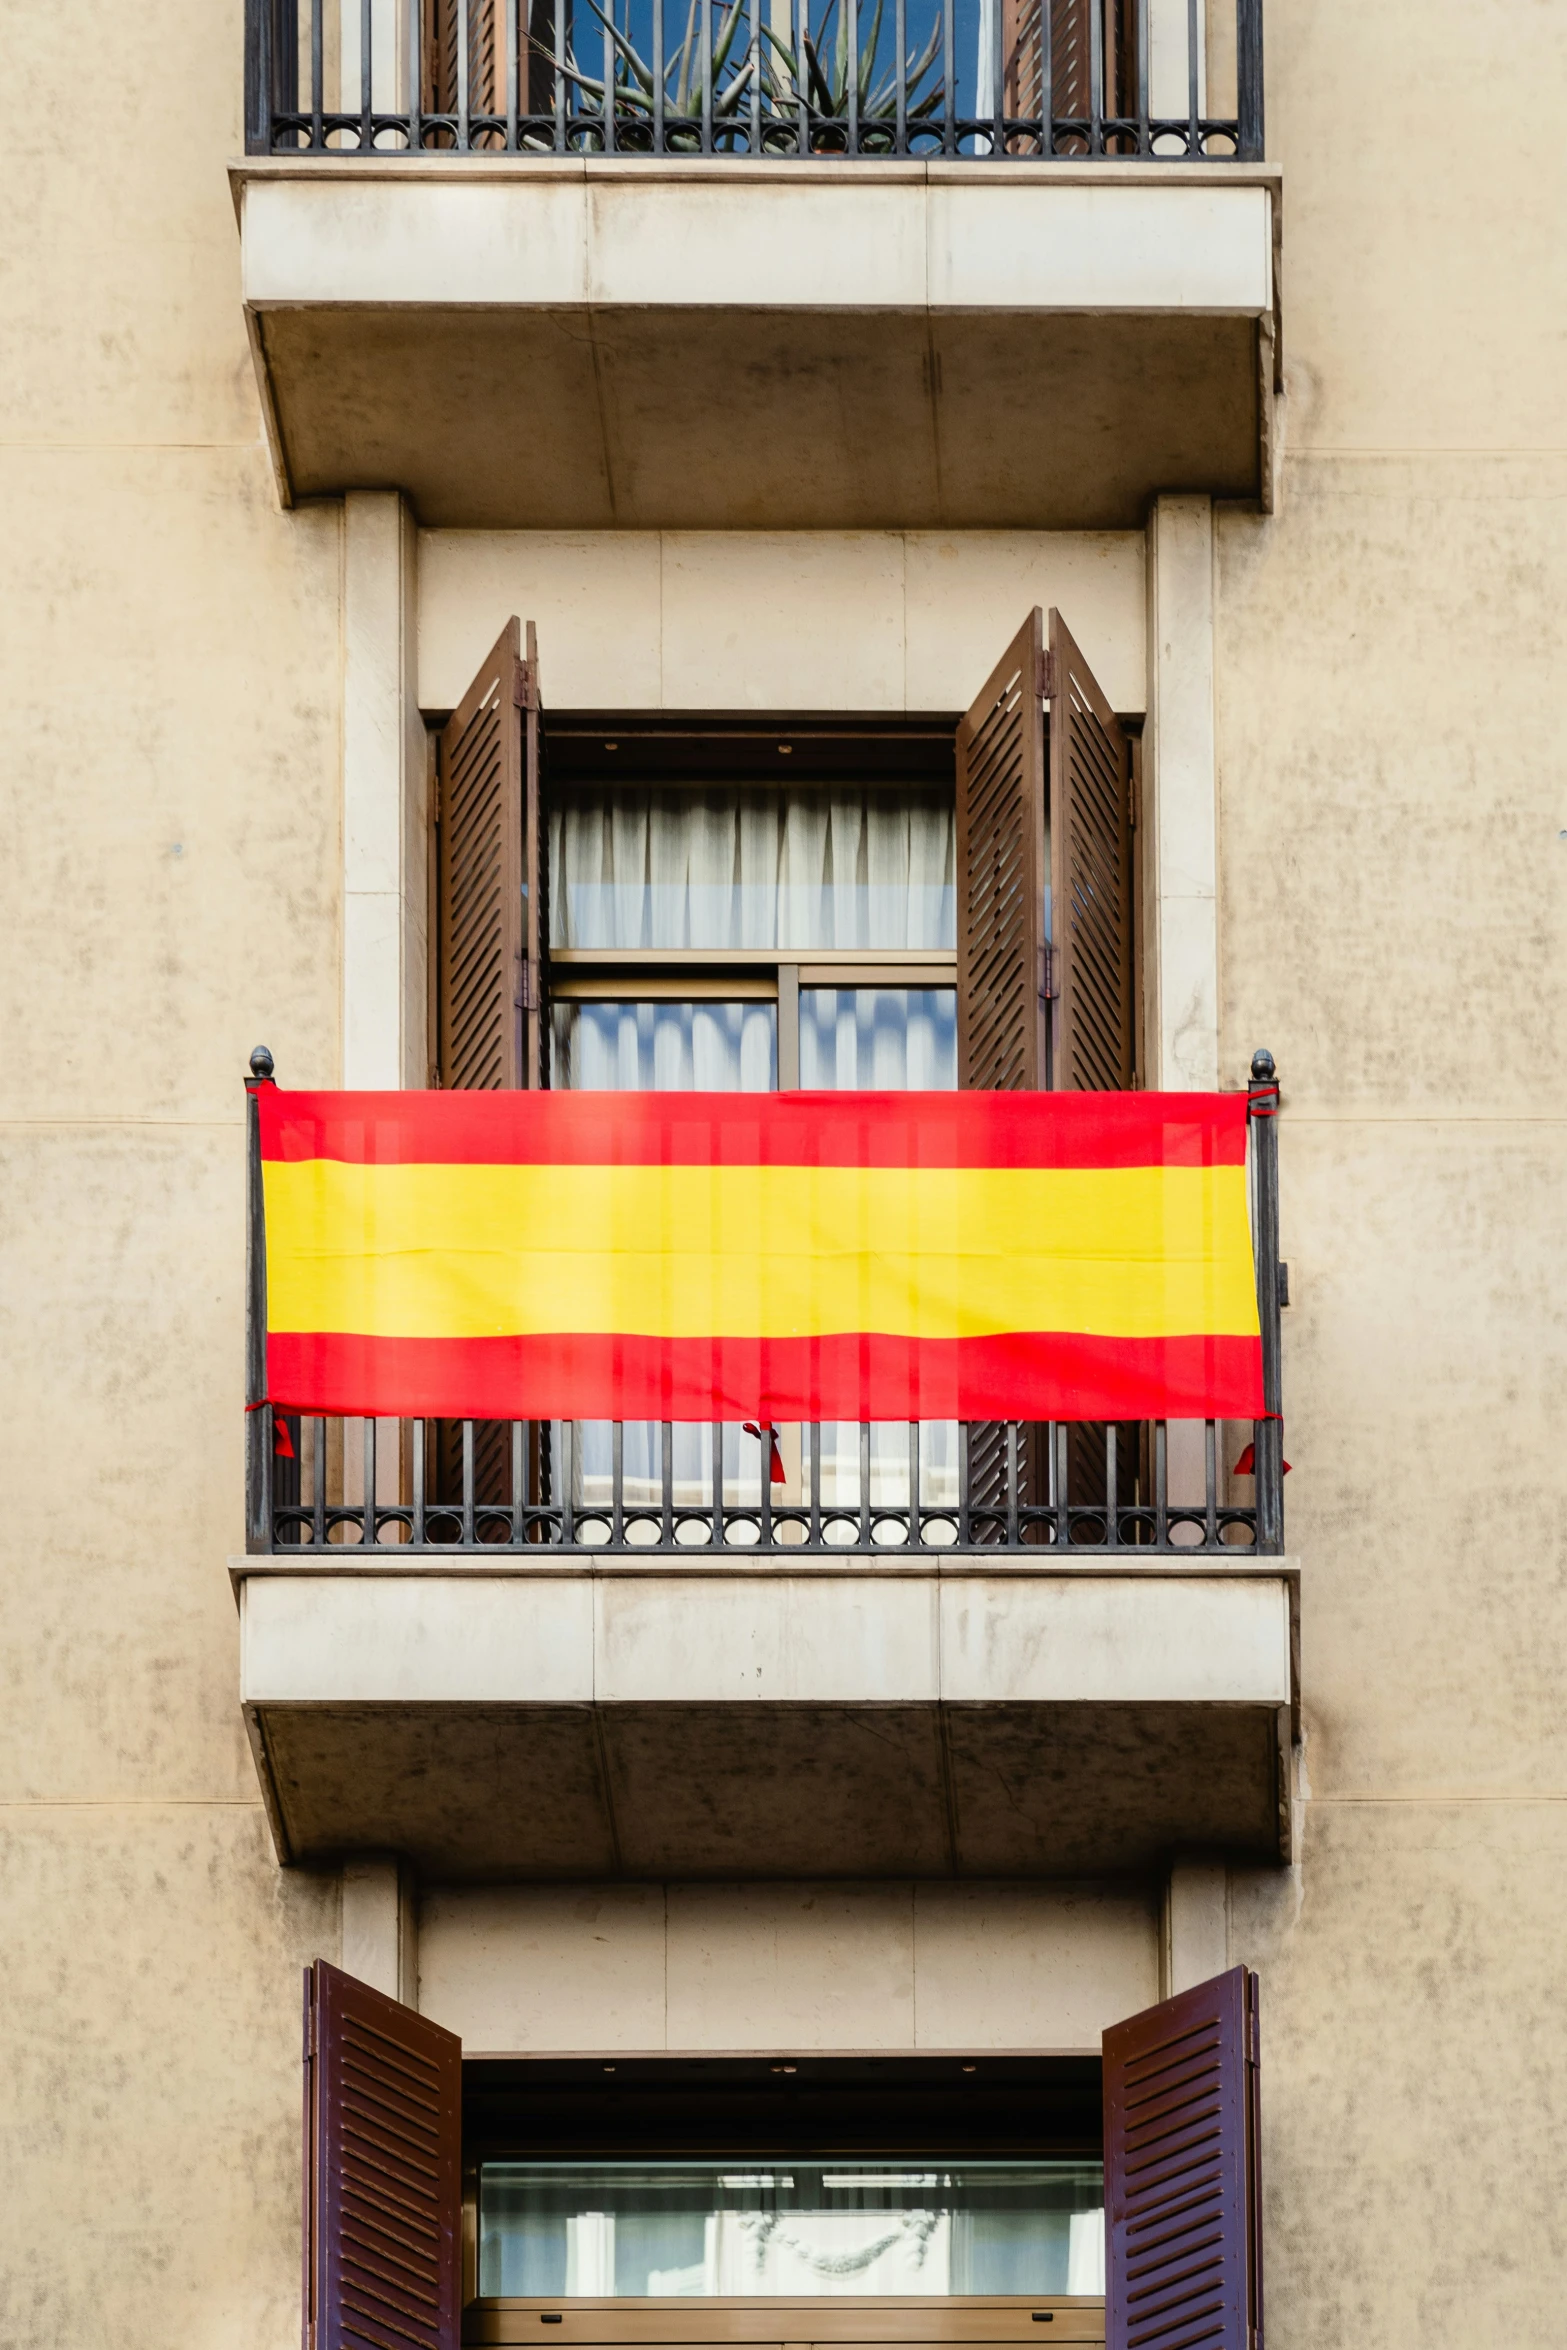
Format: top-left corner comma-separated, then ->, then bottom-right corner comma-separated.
232,159 -> 1280,530
235,1559 -> 1297,1878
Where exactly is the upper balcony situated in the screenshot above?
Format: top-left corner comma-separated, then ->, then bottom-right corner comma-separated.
235,0 -> 1277,528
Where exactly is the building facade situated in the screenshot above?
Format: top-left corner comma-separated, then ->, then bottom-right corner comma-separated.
4,0 -> 1566,2342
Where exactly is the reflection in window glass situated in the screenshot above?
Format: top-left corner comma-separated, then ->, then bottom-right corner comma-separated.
552,1000 -> 776,1091
551,786 -> 955,952
799,989 -> 957,1091
478,2160 -> 1105,2299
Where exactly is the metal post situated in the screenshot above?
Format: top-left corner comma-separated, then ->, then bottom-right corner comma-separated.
1236,0 -> 1264,159
1249,1048 -> 1284,1552
244,1047 -> 275,1552
245,0 -> 273,152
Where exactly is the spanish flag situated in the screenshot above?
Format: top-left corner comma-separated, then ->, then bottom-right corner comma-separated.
258,1090 -> 1263,1422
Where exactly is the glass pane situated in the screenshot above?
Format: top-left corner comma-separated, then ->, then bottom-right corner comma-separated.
553,1000 -> 777,1091
551,786 -> 955,952
799,988 -> 957,1091
478,2159 -> 1104,2299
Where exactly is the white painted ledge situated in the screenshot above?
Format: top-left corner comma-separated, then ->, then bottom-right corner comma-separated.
238,166 -> 1274,317
239,1565 -> 1294,1710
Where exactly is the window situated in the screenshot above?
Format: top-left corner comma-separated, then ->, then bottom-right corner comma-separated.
541,734 -> 962,1535
477,2158 -> 1106,2299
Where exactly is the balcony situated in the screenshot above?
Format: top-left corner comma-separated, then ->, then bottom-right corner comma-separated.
233,1069 -> 1293,1884
235,0 -> 1277,528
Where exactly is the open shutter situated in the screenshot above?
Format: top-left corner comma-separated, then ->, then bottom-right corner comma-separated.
432,618 -> 545,1513
303,1959 -> 461,2350
957,607 -> 1137,1527
1104,1968 -> 1263,2350
1047,605 -> 1136,1091
956,607 -> 1049,1094
422,0 -> 501,135
434,615 -> 545,1092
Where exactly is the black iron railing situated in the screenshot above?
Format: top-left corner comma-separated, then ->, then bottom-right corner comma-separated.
245,0 -> 1262,162
244,1049 -> 1285,1557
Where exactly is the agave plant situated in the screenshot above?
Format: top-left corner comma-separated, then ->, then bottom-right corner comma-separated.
532,0 -> 943,152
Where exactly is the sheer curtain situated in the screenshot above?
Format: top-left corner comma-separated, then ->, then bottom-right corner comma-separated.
551,785 -> 955,951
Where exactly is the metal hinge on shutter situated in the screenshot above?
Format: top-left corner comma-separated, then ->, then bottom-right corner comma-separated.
1038,944 -> 1058,1002
518,962 -> 539,1013
1037,651 -> 1056,700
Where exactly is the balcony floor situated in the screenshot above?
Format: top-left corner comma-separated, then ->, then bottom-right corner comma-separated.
235,160 -> 1279,529
236,1559 -> 1297,1878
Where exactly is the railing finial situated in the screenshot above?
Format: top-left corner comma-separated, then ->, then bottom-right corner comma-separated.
249,1044 -> 276,1085
1250,1046 -> 1275,1084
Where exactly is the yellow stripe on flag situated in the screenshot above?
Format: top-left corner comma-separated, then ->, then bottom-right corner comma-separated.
264,1159 -> 1259,1342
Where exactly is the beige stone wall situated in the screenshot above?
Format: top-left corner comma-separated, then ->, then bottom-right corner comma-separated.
417,528 -> 1146,716
1213,1 -> 1567,2341
420,1882 -> 1160,2056
5,0 -> 1567,2339
0,12 -> 346,2342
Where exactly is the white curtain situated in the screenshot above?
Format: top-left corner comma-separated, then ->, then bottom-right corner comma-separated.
551,785 -> 955,951
553,1000 -> 776,1091
800,987 -> 956,1090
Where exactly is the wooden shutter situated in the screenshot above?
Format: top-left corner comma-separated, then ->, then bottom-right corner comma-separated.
434,615 -> 544,1093
432,618 -> 545,1515
1104,1968 -> 1264,2350
303,1959 -> 461,2350
1047,605 -> 1135,1092
957,607 -> 1137,1528
956,607 -> 1049,1094
422,0 -> 502,138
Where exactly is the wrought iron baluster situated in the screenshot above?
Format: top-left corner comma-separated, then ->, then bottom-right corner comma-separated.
653,0 -> 665,149
1137,0 -> 1149,152
411,1418 -> 426,1546
858,1422 -> 871,1546
1204,1419 -> 1218,1546
512,1421 -> 527,1543
1186,0 -> 1199,153
893,0 -> 905,154
700,0 -> 712,151
1154,1419 -> 1168,1547
662,1420 -> 674,1546
908,1419 -> 921,1547
1005,1421 -> 1019,1548
1089,0 -> 1103,154
846,0 -> 858,152
1053,1420 -> 1068,1547
311,0 -> 324,146
808,1420 -> 822,1546
459,0 -> 472,144
989,0 -> 1002,156
1236,0 -> 1264,158
611,1419 -> 625,1545
712,1417 -> 724,1544
1105,1422 -> 1119,1547
461,1420 -> 476,1545
760,1418 -> 772,1547
408,0 -> 423,146
1250,1047 -> 1285,1550
957,1421 -> 970,1546
1040,0 -> 1052,152
363,1415 -> 377,1545
361,0 -> 372,144
508,0 -> 520,146
941,0 -> 954,152
561,1419 -> 577,1545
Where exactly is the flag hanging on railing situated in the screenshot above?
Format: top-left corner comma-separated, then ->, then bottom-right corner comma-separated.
256,1090 -> 1264,1422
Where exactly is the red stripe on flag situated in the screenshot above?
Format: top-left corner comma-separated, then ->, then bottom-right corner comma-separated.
258,1087 -> 1249,1172
267,1330 -> 1264,1423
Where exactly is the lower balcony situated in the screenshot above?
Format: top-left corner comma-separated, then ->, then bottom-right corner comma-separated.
234,1457 -> 1297,1879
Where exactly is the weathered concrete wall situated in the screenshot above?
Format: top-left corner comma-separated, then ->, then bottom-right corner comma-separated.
419,1880 -> 1160,2055
0,6 -> 345,2340
5,0 -> 1567,2339
1211,0 -> 1567,2341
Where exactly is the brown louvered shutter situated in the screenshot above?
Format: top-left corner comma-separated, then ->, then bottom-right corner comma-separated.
422,0 -> 502,140
432,618 -> 545,1515
435,615 -> 546,1092
1048,606 -> 1136,1091
957,607 -> 1138,1527
1104,1968 -> 1263,2350
303,1959 -> 460,2350
956,607 -> 1048,1094
956,612 -> 1048,1527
